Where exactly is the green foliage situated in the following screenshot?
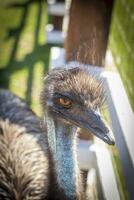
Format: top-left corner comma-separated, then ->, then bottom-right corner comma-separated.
109,0 -> 134,110
0,0 -> 51,115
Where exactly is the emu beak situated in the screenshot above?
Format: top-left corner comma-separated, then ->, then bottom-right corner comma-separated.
79,109 -> 115,145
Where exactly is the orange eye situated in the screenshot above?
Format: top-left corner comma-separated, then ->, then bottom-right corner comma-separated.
57,98 -> 72,108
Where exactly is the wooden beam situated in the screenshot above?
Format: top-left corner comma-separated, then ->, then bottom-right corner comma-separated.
65,0 -> 114,66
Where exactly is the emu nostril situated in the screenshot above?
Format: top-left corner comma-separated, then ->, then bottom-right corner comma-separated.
103,134 -> 115,145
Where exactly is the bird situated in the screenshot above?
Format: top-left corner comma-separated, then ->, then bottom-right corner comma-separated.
41,66 -> 115,200
0,89 -> 50,200
0,66 -> 115,200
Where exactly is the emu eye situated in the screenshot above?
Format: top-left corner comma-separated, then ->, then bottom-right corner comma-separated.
57,98 -> 72,108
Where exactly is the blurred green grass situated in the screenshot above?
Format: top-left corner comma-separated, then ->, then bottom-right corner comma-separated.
108,0 -> 134,111
0,0 -> 51,115
107,1 -> 134,198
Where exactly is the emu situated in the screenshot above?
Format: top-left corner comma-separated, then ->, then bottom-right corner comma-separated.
0,89 -> 50,200
0,67 -> 114,200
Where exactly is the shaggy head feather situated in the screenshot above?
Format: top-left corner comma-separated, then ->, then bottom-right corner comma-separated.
41,67 -> 105,109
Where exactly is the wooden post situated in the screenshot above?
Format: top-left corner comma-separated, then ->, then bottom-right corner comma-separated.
52,0 -> 65,31
65,0 -> 114,66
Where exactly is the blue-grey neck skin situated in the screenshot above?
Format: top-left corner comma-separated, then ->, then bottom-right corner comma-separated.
45,112 -> 80,200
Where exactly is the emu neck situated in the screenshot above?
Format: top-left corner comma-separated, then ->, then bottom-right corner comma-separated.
45,113 -> 79,200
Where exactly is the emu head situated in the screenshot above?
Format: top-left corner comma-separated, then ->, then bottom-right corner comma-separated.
41,67 -> 115,145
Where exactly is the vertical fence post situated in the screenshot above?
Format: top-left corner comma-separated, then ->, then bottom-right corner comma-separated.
65,0 -> 114,66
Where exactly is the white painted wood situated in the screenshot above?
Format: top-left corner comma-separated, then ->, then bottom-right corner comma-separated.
101,72 -> 134,199
101,72 -> 134,167
45,25 -> 65,44
77,139 -> 94,170
94,144 -> 120,200
49,47 -> 65,68
86,168 -> 98,200
47,0 -> 56,4
48,3 -> 66,16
